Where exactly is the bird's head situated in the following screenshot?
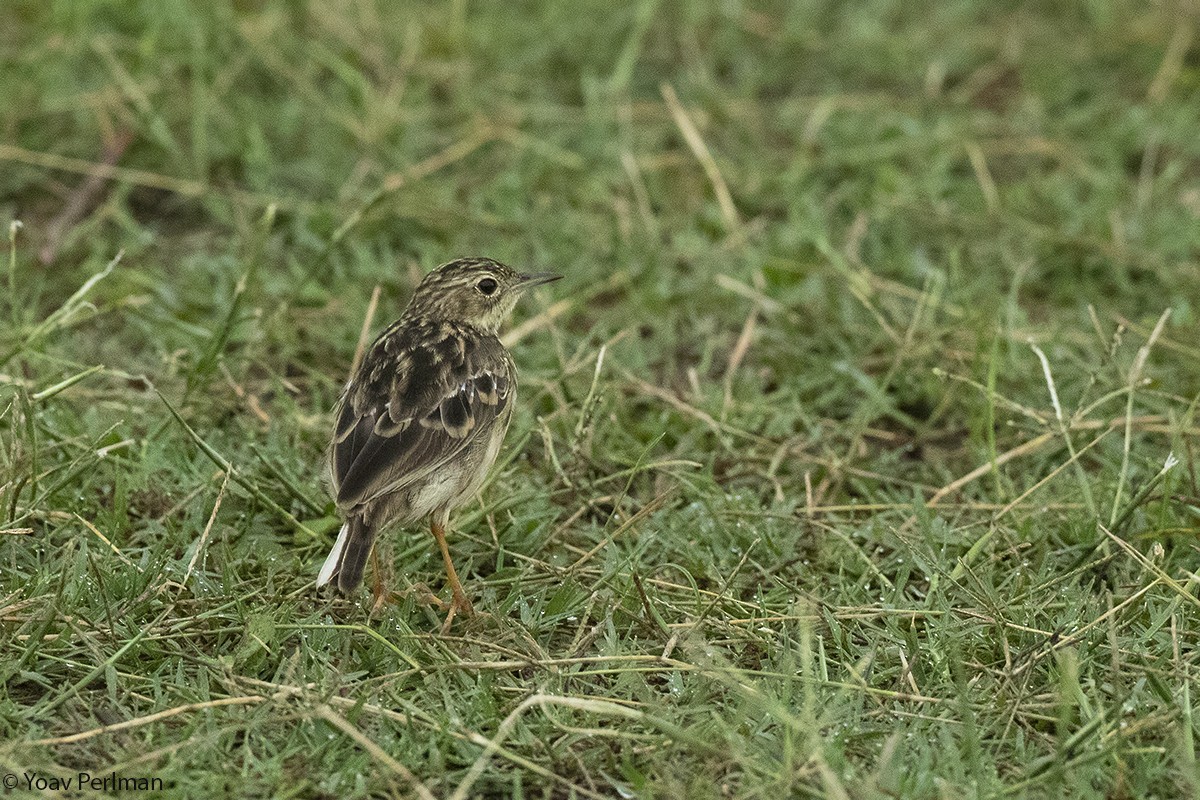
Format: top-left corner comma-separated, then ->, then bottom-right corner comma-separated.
405,257 -> 561,334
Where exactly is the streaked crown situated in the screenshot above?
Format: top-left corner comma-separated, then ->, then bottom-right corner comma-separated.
403,257 -> 560,334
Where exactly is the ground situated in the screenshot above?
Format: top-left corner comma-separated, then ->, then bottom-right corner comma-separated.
1,1 -> 1199,798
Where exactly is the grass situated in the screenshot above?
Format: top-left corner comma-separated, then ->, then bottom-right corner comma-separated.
2,0 -> 1199,797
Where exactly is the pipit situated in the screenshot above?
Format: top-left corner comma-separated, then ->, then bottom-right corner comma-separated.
317,257 -> 560,626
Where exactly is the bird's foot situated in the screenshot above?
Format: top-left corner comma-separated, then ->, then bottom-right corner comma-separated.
407,582 -> 448,609
369,585 -> 395,617
439,590 -> 474,635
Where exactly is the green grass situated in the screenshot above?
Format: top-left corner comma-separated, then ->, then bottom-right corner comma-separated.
2,1 -> 1200,797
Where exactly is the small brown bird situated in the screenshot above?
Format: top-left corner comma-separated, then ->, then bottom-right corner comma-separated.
317,257 -> 560,624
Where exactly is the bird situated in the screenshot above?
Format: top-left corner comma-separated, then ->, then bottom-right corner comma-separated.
317,257 -> 560,627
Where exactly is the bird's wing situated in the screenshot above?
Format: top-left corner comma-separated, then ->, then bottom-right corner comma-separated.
330,323 -> 514,510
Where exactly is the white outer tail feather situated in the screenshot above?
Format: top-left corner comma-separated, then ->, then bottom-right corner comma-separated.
316,522 -> 349,587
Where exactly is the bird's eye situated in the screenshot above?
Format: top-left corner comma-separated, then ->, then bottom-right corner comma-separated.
477,278 -> 498,295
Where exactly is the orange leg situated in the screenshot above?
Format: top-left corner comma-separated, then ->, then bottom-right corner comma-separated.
432,519 -> 473,631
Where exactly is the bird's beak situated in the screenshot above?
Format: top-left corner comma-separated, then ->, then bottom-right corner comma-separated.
517,272 -> 562,288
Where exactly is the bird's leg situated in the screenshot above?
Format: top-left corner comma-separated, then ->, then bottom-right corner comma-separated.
432,519 -> 473,630
369,545 -> 389,616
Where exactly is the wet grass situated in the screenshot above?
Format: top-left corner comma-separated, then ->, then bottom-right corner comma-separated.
2,1 -> 1200,797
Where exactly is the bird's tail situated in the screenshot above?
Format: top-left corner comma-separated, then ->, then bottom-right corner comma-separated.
316,516 -> 374,593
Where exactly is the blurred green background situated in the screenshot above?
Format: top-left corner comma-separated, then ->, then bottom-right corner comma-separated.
2,1 -> 1199,797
